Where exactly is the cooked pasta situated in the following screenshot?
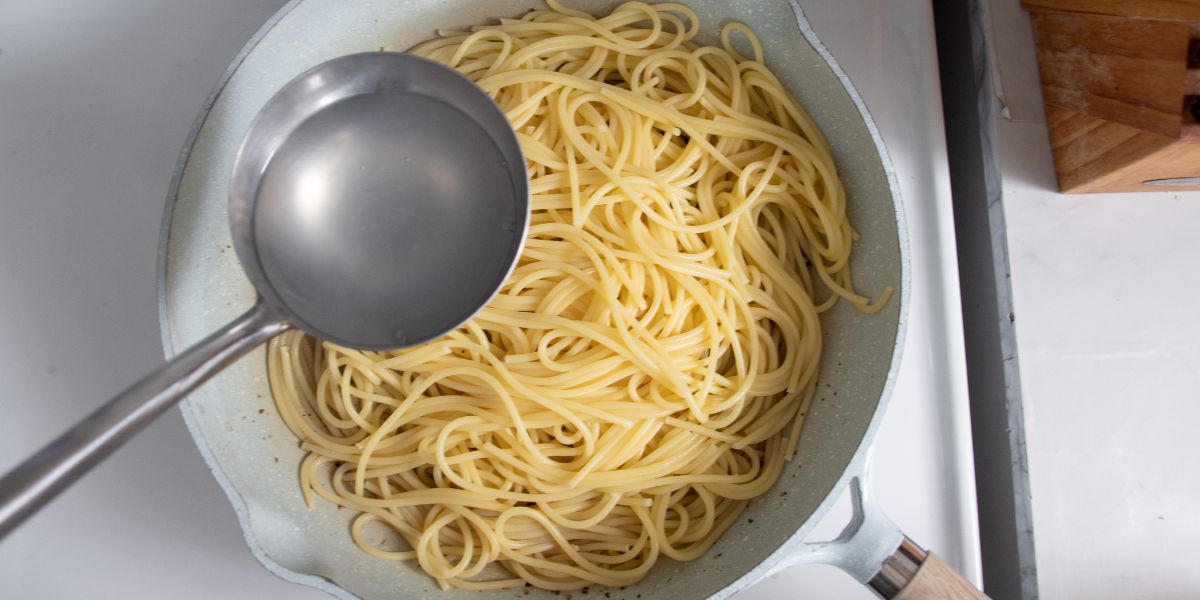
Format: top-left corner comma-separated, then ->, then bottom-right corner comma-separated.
267,0 -> 889,591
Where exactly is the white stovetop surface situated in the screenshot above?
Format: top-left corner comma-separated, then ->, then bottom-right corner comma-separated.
0,1 -> 979,598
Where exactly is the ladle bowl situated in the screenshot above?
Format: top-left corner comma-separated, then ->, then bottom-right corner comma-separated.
0,52 -> 530,538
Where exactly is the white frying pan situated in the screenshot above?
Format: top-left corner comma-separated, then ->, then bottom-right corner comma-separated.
158,1 -> 985,598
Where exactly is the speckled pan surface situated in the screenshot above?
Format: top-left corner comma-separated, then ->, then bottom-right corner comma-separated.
157,1 -> 908,598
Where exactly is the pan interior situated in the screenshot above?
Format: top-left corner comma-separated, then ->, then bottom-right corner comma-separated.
159,1 -> 903,598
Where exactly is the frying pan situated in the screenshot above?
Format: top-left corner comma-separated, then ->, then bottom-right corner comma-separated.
157,1 -> 984,598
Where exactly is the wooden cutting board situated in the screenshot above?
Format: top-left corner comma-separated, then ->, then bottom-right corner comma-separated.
1022,0 -> 1200,193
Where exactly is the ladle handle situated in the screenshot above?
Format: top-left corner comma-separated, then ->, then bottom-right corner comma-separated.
0,302 -> 288,539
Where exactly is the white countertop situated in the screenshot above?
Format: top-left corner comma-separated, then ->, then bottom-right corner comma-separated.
0,1 -> 979,598
986,1 -> 1200,598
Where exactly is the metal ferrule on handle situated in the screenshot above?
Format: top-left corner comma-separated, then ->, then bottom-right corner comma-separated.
869,537 -> 929,597
0,302 -> 288,539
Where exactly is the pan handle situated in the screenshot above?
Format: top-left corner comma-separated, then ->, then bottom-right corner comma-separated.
883,544 -> 989,600
770,475 -> 990,599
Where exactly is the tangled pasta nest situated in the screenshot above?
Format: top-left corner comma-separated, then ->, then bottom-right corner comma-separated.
268,0 -> 886,591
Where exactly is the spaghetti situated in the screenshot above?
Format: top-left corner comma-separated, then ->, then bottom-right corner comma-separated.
268,0 -> 889,591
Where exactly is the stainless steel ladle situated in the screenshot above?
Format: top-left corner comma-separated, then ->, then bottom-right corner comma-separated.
0,53 -> 529,537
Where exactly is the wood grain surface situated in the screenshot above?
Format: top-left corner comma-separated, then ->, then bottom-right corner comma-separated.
1022,0 -> 1200,22
894,553 -> 990,600
1029,10 -> 1191,137
1024,1 -> 1200,191
1046,105 -> 1200,192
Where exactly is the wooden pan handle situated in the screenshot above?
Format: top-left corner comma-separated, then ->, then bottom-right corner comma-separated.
893,553 -> 989,600
868,537 -> 989,599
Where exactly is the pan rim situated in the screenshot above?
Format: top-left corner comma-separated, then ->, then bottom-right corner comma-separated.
155,1 -> 911,597
154,1 -> 361,598
716,0 -> 911,594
